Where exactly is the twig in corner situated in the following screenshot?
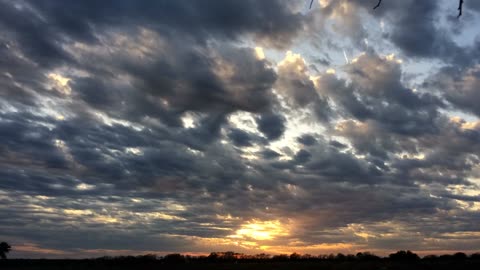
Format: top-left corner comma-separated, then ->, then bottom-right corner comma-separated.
373,0 -> 382,10
458,0 -> 464,18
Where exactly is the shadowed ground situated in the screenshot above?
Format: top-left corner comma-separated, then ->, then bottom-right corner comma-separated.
2,258 -> 480,270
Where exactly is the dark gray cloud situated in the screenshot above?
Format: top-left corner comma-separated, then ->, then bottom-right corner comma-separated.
256,113 -> 286,141
318,53 -> 444,137
27,0 -> 306,48
426,65 -> 480,117
380,0 -> 455,59
228,128 -> 255,147
0,1 -> 72,68
317,0 -> 479,66
275,51 -> 331,121
297,134 -> 317,146
260,149 -> 282,159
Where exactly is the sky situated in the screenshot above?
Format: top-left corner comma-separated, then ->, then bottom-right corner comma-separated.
1,0 -> 480,258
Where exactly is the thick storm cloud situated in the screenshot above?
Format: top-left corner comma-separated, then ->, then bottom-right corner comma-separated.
1,0 -> 480,258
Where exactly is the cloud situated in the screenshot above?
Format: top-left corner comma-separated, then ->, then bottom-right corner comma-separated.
297,134 -> 317,146
228,128 -> 255,147
256,113 -> 286,141
26,0 -> 307,48
320,53 -> 444,136
1,0 -> 480,258
427,65 -> 480,117
276,51 -> 331,121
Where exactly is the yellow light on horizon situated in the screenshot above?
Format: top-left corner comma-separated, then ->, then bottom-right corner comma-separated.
230,219 -> 290,241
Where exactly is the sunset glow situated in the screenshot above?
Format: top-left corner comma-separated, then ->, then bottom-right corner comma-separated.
230,220 -> 290,241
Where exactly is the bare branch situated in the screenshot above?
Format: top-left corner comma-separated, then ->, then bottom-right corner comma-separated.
458,0 -> 464,18
309,0 -> 314,9
371,0 -> 464,18
373,0 -> 382,10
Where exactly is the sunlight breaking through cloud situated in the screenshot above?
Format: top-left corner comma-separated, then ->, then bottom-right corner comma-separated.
230,220 -> 291,241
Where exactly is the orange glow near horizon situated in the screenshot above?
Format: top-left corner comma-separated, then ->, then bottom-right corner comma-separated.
229,219 -> 290,241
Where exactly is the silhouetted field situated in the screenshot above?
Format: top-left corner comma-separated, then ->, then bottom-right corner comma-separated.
2,259 -> 480,270
2,251 -> 480,270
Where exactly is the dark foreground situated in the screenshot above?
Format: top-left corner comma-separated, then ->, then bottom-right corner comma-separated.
2,259 -> 480,270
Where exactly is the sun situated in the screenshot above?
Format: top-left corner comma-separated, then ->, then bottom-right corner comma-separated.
229,219 -> 290,241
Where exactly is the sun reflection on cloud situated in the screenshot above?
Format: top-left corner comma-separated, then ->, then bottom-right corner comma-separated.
229,219 -> 290,241
254,46 -> 265,60
47,73 -> 72,95
76,183 -> 96,191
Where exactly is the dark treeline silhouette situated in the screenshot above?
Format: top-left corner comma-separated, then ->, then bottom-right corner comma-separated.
0,242 -> 11,260
78,250 -> 479,263
144,250 -> 477,262
2,250 -> 480,269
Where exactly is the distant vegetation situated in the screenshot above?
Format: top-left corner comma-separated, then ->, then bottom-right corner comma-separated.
2,250 -> 480,270
0,242 -> 11,260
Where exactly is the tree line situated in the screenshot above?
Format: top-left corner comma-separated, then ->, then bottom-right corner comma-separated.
1,241 -> 479,264
95,250 -> 479,263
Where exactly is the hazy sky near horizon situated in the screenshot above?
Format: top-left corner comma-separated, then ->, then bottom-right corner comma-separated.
1,0 -> 480,258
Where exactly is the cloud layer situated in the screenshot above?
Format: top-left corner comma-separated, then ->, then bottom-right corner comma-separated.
1,0 -> 480,258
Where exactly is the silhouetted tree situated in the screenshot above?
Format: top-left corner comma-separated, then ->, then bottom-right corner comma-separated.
389,250 -> 420,261
272,254 -> 290,261
136,254 -> 157,261
471,253 -> 480,260
356,252 -> 380,261
0,242 -> 11,259
254,253 -> 271,260
335,253 -> 346,261
163,253 -> 185,263
423,254 -> 438,260
301,253 -> 313,260
222,251 -> 236,261
439,254 -> 454,260
208,252 -> 219,261
453,252 -> 467,260
290,252 -> 302,260
346,254 -> 357,261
